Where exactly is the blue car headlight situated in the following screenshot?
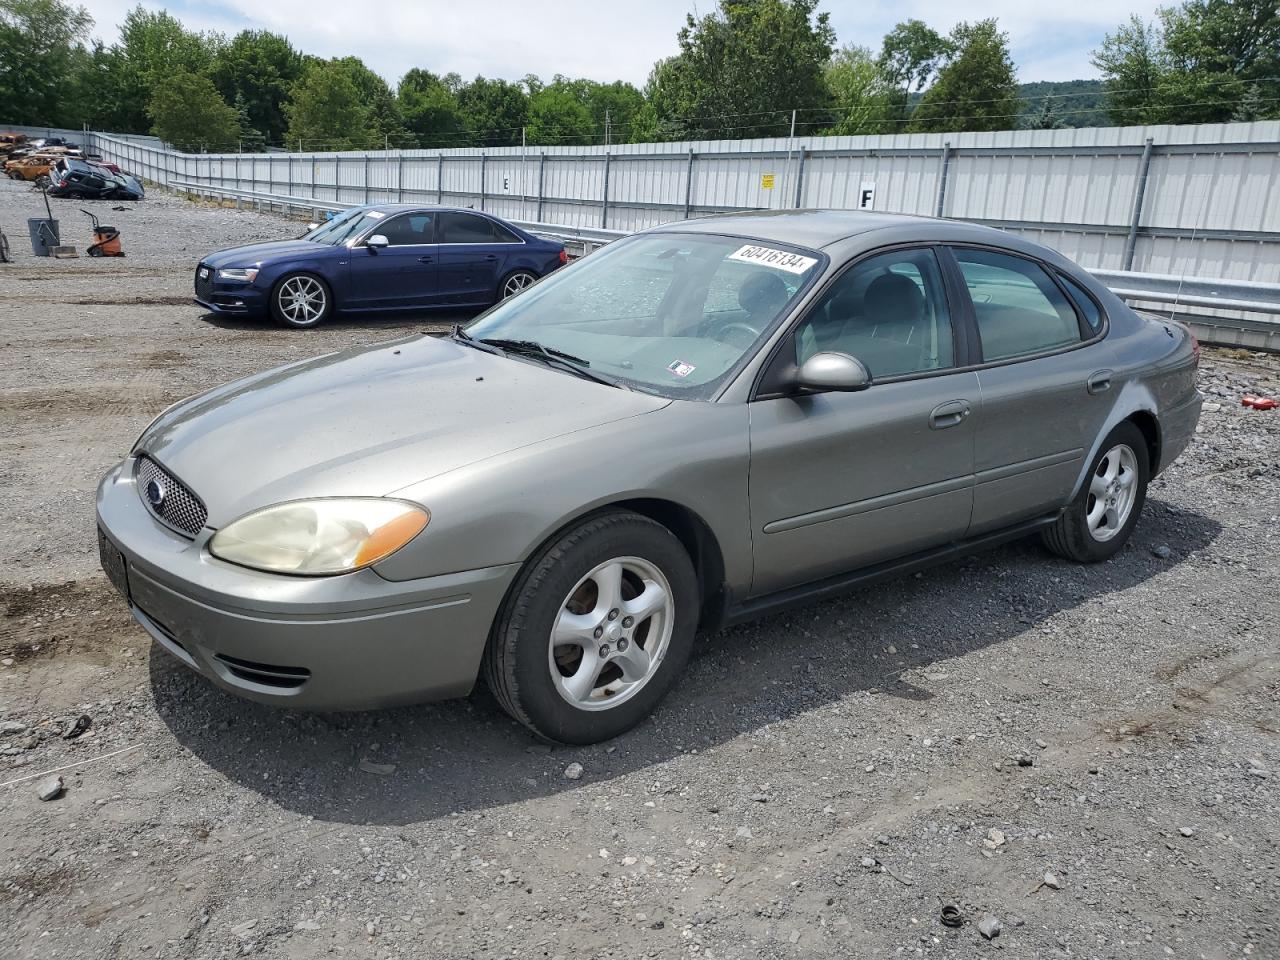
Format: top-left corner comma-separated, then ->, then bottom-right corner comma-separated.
217,267 -> 259,282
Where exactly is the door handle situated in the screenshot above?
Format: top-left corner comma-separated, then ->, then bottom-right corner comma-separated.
929,400 -> 971,430
417,256 -> 434,263
483,255 -> 498,262
1087,370 -> 1113,394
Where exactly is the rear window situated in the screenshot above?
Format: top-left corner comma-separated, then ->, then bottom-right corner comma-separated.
952,248 -> 1083,362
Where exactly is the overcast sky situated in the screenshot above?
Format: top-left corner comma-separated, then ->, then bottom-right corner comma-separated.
74,0 -> 1163,88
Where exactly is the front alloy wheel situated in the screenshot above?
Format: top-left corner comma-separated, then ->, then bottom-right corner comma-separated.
272,274 -> 331,328
484,511 -> 698,744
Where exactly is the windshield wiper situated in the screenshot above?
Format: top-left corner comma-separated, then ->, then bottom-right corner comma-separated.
477,337 -> 630,390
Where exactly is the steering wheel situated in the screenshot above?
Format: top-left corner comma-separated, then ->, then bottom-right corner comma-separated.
713,321 -> 762,349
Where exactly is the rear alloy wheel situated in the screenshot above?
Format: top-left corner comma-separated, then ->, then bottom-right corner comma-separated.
271,273 -> 332,328
483,511 -> 699,744
500,270 -> 538,300
1042,421 -> 1150,563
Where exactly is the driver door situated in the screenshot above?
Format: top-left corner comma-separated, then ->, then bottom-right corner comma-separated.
747,246 -> 978,596
347,211 -> 439,310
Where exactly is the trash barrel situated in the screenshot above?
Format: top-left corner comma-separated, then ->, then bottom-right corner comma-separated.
27,218 -> 59,256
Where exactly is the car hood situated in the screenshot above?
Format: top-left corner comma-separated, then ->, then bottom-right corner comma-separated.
201,239 -> 324,268
136,335 -> 671,527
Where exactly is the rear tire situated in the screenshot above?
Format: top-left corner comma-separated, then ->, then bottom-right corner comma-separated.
1042,421 -> 1149,563
499,270 -> 538,300
483,511 -> 699,744
270,272 -> 332,328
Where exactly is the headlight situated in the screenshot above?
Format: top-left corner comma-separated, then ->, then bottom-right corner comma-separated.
209,499 -> 429,576
217,267 -> 259,282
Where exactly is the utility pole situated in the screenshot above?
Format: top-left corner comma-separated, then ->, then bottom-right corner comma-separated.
780,108 -> 796,211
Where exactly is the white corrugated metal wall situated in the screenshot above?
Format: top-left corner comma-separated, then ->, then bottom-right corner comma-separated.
18,121 -> 1279,280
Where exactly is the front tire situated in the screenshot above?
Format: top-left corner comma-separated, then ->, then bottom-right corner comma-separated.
1042,421 -> 1149,562
270,272 -> 332,328
483,511 -> 699,744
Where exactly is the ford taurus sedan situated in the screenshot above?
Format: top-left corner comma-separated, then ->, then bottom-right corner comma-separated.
100,210 -> 1202,743
193,205 -> 567,327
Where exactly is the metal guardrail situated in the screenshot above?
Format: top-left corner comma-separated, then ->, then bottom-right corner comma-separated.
167,179 -> 1279,349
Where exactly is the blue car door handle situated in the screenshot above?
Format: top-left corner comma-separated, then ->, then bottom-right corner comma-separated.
483,255 -> 498,262
929,399 -> 971,430
417,255 -> 434,263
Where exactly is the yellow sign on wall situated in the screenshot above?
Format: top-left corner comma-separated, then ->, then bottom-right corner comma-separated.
761,173 -> 775,190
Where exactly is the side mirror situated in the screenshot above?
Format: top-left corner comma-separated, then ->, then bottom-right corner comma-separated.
794,352 -> 872,394
365,234 -> 389,250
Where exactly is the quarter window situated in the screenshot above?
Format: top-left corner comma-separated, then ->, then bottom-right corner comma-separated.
439,212 -> 499,244
794,248 -> 955,378
1059,274 -> 1104,333
953,248 -> 1082,361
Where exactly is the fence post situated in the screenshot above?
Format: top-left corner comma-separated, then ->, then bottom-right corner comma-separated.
398,154 -> 404,202
364,154 -> 370,204
601,153 -> 611,228
480,154 -> 487,211
935,142 -> 953,218
1124,137 -> 1155,271
683,149 -> 696,219
437,155 -> 444,204
310,154 -> 317,200
333,155 -> 339,203
793,149 -> 808,209
536,152 -> 546,221
235,153 -> 241,209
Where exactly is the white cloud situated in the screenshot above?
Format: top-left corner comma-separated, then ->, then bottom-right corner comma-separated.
73,0 -> 1162,87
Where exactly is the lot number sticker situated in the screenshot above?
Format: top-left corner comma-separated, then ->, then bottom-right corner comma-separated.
728,244 -> 818,275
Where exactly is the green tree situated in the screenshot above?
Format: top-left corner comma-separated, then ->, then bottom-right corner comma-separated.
112,6 -> 221,131
1158,0 -> 1280,122
332,56 -> 414,147
455,76 -> 528,145
0,0 -> 91,125
148,71 -> 239,151
398,68 -> 464,147
211,30 -> 302,146
824,44 -> 895,135
1233,81 -> 1268,121
1091,15 -> 1169,124
284,59 -> 373,150
645,0 -> 836,139
527,79 -> 595,145
910,19 -> 1021,132
876,19 -> 950,122
232,92 -> 265,150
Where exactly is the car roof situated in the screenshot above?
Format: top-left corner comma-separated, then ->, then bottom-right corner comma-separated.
362,203 -> 510,218
655,209 -> 1009,250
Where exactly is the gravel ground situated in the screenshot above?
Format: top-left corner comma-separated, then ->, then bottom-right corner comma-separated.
1,176 -> 1278,960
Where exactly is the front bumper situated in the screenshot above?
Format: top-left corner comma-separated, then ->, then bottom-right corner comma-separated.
194,267 -> 269,315
96,458 -> 519,710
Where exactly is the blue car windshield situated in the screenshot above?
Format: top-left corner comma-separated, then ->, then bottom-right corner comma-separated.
304,208 -> 386,246
464,232 -> 823,400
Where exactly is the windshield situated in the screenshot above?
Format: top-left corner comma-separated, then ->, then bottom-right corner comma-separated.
464,232 -> 822,399
303,207 -> 385,246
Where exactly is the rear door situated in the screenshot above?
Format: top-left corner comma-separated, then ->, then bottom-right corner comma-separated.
747,246 -> 979,596
945,246 -> 1114,535
347,211 -> 439,310
437,212 -> 513,305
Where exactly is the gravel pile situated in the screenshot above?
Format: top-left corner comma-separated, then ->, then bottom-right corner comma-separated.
1,178 -> 1277,959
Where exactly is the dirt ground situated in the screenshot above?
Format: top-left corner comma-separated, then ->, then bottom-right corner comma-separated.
1,175 -> 1278,960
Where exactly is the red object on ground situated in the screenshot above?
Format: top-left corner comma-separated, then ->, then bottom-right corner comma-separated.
1242,395 -> 1277,410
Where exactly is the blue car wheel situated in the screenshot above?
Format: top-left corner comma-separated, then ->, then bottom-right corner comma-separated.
271,272 -> 333,329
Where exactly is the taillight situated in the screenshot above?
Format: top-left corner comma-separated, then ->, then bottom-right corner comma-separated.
558,248 -> 568,264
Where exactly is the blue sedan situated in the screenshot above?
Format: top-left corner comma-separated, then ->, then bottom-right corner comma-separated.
194,205 -> 568,328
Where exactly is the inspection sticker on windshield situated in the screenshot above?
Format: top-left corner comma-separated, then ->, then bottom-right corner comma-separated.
667,360 -> 697,378
727,244 -> 817,275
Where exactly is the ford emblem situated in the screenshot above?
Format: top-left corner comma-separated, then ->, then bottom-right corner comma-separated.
145,478 -> 167,509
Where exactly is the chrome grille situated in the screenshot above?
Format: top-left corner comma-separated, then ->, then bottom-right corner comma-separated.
135,456 -> 207,537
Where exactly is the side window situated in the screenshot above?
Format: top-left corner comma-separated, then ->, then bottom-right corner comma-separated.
377,213 -> 434,246
439,212 -> 497,244
794,248 -> 955,379
490,221 -> 522,244
1059,274 -> 1104,333
952,249 -> 1082,361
